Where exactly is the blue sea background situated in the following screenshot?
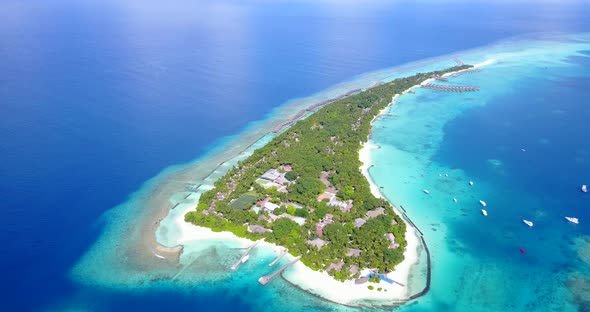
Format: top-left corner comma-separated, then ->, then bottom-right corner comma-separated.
1,0 -> 590,311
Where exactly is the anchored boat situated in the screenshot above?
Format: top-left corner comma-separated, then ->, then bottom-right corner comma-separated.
523,219 -> 534,227
481,209 -> 488,216
565,217 -> 579,224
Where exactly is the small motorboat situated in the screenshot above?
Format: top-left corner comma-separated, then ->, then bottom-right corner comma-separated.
241,254 -> 250,263
469,181 -> 474,186
565,217 -> 579,224
582,185 -> 588,193
423,189 -> 430,194
523,219 -> 534,227
453,198 -> 458,203
481,209 -> 488,216
521,148 -> 526,152
479,200 -> 487,207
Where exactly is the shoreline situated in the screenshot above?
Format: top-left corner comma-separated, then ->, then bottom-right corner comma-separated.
76,50 -> 489,303
69,33 -> 590,311
354,57 -> 496,302
165,64 -> 488,306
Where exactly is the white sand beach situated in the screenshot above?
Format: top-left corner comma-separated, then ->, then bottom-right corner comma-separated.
174,205 -> 415,304
168,61 -> 497,305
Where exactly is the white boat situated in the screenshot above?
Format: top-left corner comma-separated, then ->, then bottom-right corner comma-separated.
521,148 -> 526,152
469,181 -> 474,186
481,209 -> 488,216
423,189 -> 430,194
241,254 -> 250,263
565,217 -> 579,224
479,200 -> 487,207
153,252 -> 166,259
445,173 -> 449,177
453,198 -> 458,203
582,185 -> 588,193
523,219 -> 534,227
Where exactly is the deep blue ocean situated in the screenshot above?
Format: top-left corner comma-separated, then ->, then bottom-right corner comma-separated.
1,0 -> 590,311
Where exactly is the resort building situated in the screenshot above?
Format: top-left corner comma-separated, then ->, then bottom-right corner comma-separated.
279,164 -> 293,172
385,232 -> 400,249
267,213 -> 281,222
353,218 -> 367,228
355,276 -> 369,284
315,224 -> 324,237
315,213 -> 335,236
256,197 -> 270,208
216,192 -> 226,200
248,225 -> 269,234
347,248 -> 362,257
307,238 -> 327,250
285,202 -> 303,209
263,202 -> 279,212
317,191 -> 336,202
281,213 -> 306,226
327,198 -> 353,213
366,207 -> 385,219
327,261 -> 344,272
261,169 -> 281,181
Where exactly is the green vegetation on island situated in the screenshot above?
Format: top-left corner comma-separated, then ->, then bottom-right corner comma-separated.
185,65 -> 472,281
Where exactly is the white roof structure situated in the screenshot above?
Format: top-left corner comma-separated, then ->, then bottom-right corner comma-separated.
353,218 -> 367,228
307,238 -> 327,250
261,169 -> 281,181
248,225 -> 269,233
291,216 -> 306,226
366,207 -> 385,219
264,202 -> 279,211
347,248 -> 362,257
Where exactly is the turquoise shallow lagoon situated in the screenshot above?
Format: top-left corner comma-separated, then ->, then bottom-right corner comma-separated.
369,34 -> 590,311
4,1 -> 590,310
67,33 -> 590,311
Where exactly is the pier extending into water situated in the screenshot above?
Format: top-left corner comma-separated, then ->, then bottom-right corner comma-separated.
231,240 -> 259,270
268,248 -> 287,267
259,256 -> 301,285
422,83 -> 480,92
450,67 -> 482,77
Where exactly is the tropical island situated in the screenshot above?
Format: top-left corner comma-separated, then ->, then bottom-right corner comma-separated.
185,64 -> 472,283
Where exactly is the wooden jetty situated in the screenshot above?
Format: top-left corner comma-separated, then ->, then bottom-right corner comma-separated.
422,83 -> 480,92
453,58 -> 464,66
259,256 -> 301,285
268,248 -> 287,267
231,240 -> 260,270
